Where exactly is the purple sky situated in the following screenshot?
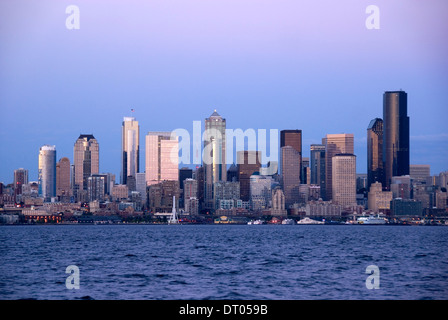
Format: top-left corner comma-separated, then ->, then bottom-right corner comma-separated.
1,0 -> 447,183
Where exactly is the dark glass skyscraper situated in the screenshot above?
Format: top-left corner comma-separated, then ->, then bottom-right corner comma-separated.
280,130 -> 302,156
310,144 -> 326,199
237,150 -> 261,201
383,91 -> 410,190
367,118 -> 384,190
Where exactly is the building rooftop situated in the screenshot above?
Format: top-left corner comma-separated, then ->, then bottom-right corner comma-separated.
367,118 -> 383,130
78,134 -> 96,141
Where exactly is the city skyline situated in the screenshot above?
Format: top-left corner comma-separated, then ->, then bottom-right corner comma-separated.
1,1 -> 447,184
0,99 -> 447,186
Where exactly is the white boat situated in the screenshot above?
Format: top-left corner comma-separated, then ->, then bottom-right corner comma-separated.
296,217 -> 324,225
168,196 -> 179,224
282,219 -> 296,225
248,219 -> 264,225
357,214 -> 386,225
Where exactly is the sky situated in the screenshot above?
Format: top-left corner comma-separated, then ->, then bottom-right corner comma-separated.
1,0 -> 447,184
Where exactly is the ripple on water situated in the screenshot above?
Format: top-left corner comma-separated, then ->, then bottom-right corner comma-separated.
1,225 -> 447,300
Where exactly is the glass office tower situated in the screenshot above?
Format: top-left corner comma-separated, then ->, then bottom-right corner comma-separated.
383,91 -> 409,190
38,145 -> 56,201
367,118 -> 384,191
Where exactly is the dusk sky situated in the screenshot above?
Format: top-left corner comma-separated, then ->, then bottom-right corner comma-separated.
1,0 -> 447,184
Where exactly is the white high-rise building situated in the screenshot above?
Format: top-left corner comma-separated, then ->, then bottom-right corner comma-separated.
204,110 -> 227,210
38,145 -> 56,202
122,117 -> 140,185
145,132 -> 179,186
332,153 -> 356,206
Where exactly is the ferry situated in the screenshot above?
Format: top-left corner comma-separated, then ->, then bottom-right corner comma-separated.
296,217 -> 324,225
357,214 -> 387,225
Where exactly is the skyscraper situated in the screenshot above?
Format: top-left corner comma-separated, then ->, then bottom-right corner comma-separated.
73,134 -> 99,192
383,90 -> 410,190
410,165 -> 431,184
281,146 -> 301,208
87,174 -> 106,201
250,173 -> 272,211
280,130 -> 302,176
310,144 -> 326,199
145,131 -> 179,186
121,117 -> 140,185
38,145 -> 56,201
204,110 -> 226,210
324,133 -> 354,201
332,153 -> 356,206
56,157 -> 71,200
280,130 -> 302,208
13,168 -> 28,200
237,151 -> 261,201
179,167 -> 193,190
280,130 -> 302,155
367,118 -> 384,190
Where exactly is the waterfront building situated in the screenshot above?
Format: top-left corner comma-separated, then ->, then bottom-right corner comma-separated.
305,200 -> 342,217
368,182 -> 393,213
147,180 -> 180,213
390,198 -> 422,216
271,186 -> 287,216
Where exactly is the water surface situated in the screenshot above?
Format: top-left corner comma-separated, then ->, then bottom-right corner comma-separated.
1,225 -> 447,300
